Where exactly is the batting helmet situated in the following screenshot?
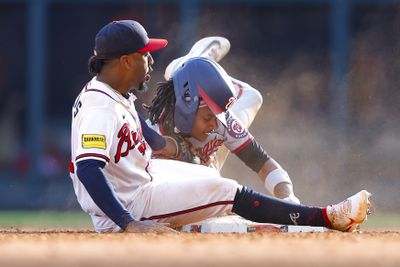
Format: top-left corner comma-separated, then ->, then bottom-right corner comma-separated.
172,57 -> 236,134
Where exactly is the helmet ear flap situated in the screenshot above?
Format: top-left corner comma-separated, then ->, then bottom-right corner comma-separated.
173,69 -> 200,134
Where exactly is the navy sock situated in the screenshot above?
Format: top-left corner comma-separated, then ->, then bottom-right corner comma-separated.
232,186 -> 331,227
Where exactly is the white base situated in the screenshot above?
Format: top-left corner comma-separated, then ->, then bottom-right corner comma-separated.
181,215 -> 326,233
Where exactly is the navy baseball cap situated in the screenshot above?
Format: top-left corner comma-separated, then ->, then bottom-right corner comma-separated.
94,20 -> 168,58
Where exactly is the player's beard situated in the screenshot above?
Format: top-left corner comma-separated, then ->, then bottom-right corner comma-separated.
129,82 -> 148,94
136,82 -> 149,93
131,68 -> 151,93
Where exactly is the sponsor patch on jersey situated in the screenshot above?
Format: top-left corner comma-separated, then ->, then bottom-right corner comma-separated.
226,115 -> 248,139
82,134 -> 106,149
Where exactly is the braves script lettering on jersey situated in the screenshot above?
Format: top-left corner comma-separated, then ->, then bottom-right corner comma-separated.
115,123 -> 147,162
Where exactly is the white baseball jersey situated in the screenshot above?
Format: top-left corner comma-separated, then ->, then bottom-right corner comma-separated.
147,77 -> 263,170
70,77 -> 152,228
70,77 -> 241,232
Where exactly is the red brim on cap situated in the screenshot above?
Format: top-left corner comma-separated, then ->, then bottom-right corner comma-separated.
138,38 -> 168,53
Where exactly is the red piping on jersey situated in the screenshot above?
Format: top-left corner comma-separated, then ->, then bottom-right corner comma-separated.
231,80 -> 244,99
85,86 -> 141,134
145,163 -> 153,182
76,153 -> 110,162
140,200 -> 235,221
69,160 -> 75,173
231,136 -> 254,154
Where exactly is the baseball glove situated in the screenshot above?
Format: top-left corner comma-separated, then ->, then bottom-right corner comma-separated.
156,135 -> 201,164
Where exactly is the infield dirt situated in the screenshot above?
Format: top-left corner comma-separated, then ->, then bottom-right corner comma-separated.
0,230 -> 399,267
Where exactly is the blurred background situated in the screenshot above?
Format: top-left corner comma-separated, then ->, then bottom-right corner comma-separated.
0,0 -> 399,227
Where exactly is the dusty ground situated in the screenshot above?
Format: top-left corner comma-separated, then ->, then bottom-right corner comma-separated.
0,229 -> 399,267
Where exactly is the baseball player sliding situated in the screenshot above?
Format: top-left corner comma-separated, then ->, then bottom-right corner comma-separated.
148,36 -> 299,203
69,20 -> 371,233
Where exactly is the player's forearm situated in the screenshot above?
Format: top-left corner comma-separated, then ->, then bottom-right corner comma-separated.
258,158 -> 292,192
76,159 -> 134,230
257,159 -> 299,203
234,139 -> 297,201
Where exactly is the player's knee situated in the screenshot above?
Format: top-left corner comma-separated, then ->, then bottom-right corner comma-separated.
205,177 -> 240,197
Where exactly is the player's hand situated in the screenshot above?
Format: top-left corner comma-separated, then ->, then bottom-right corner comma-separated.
124,220 -> 179,234
274,182 -> 300,204
283,194 -> 301,204
153,135 -> 200,164
152,136 -> 178,158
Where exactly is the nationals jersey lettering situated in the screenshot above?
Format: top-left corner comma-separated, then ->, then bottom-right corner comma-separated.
188,111 -> 252,163
196,137 -> 225,165
147,111 -> 253,167
115,123 -> 147,163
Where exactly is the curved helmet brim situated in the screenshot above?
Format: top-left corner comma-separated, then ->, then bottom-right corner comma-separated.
197,85 -> 235,127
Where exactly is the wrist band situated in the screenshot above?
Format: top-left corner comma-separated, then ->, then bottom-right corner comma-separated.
265,168 -> 292,195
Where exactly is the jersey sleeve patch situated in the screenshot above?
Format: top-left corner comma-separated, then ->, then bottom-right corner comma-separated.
226,114 -> 249,139
82,134 -> 107,149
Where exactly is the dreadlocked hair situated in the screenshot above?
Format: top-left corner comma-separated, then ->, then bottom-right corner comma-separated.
147,80 -> 176,135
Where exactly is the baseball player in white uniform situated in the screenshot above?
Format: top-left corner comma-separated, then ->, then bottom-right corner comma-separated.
69,20 -> 371,233
148,37 -> 299,203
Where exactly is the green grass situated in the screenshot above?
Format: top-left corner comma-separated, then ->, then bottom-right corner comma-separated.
362,213 -> 400,230
0,210 -> 92,228
0,211 -> 398,230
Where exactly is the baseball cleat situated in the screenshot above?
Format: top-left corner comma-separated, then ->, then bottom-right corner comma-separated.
164,36 -> 231,80
326,190 -> 372,232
